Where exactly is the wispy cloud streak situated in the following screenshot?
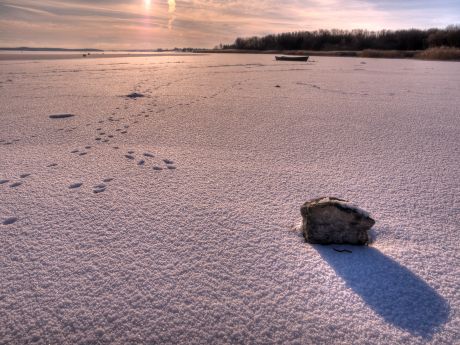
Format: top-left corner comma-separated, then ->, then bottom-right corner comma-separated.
168,0 -> 176,30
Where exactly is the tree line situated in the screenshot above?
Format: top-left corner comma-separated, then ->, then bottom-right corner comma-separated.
222,26 -> 460,51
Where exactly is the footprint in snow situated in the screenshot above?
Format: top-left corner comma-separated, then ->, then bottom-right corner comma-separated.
93,177 -> 114,193
93,184 -> 106,194
20,174 -> 31,178
10,182 -> 22,188
0,179 -> 10,185
2,217 -> 18,225
143,153 -> 154,158
69,183 -> 83,189
125,154 -> 135,160
47,163 -> 58,168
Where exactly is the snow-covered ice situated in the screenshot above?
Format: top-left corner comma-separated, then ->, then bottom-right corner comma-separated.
1,53 -> 459,344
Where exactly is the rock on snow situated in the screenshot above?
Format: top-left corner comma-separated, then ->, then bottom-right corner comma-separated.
301,197 -> 375,245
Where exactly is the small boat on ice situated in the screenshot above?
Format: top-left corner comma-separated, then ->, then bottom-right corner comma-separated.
275,55 -> 309,62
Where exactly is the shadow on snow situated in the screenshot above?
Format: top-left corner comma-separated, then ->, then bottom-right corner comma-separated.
315,245 -> 450,339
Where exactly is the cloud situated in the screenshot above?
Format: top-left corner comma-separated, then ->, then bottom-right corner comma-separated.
0,0 -> 458,49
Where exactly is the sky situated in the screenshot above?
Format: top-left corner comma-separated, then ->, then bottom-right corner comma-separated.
0,0 -> 459,49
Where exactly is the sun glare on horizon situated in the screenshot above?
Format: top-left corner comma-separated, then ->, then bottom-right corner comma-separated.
144,0 -> 151,9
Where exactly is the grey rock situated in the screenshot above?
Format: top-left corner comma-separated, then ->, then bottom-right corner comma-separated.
301,197 -> 375,245
49,113 -> 75,119
126,92 -> 145,99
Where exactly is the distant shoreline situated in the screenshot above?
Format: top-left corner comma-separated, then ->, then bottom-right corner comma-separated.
0,47 -> 103,52
0,52 -> 202,61
196,48 -> 460,61
1,48 -> 459,62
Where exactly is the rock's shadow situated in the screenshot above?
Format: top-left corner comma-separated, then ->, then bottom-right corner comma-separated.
315,246 -> 450,338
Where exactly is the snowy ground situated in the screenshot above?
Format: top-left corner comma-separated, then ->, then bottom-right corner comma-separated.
0,53 -> 459,344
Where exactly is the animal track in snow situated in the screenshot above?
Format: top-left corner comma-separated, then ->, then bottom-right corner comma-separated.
93,183 -> 106,194
47,163 -> 58,168
10,182 -> 22,188
121,146 -> 178,171
0,179 -> 9,185
20,174 -> 31,178
69,183 -> 83,189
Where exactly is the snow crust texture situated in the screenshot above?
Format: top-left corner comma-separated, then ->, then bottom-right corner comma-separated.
1,54 -> 459,344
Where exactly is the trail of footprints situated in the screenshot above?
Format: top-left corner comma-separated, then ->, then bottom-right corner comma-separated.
1,83 -> 184,225
0,172 -> 32,189
69,178 -> 114,194
123,150 -> 176,170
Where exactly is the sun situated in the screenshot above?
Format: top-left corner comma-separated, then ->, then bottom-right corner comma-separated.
144,0 -> 151,8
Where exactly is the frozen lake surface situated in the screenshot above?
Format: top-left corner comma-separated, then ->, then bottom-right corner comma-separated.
1,53 -> 459,344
